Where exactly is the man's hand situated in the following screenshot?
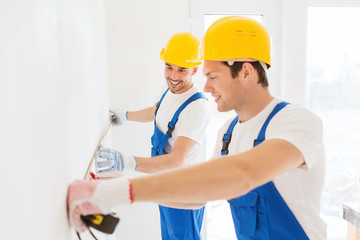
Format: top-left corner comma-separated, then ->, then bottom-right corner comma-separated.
67,178 -> 132,232
109,110 -> 128,126
96,148 -> 137,173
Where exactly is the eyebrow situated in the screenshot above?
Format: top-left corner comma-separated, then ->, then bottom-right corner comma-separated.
205,71 -> 215,76
165,63 -> 187,70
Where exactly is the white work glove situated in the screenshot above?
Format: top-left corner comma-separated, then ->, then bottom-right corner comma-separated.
96,148 -> 137,173
109,109 -> 128,126
67,177 -> 133,232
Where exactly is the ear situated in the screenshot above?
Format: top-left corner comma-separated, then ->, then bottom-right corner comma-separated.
241,62 -> 256,83
191,66 -> 199,75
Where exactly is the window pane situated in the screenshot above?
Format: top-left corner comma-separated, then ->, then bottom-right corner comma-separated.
306,7 -> 360,239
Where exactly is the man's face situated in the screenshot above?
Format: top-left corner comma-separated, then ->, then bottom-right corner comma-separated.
164,62 -> 196,94
203,61 -> 244,112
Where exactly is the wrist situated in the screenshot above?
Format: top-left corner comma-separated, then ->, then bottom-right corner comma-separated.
129,178 -> 134,204
123,154 -> 137,171
119,111 -> 128,122
91,177 -> 133,211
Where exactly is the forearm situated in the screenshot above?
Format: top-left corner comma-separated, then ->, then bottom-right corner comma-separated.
131,156 -> 250,204
135,136 -> 195,173
134,153 -> 184,173
127,106 -> 155,122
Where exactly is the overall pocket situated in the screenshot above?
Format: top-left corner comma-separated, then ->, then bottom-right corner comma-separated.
228,191 -> 259,237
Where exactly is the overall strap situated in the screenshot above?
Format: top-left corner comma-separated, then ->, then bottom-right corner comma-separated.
166,92 -> 207,137
221,101 -> 290,156
253,101 -> 289,147
154,88 -> 170,117
221,116 -> 239,156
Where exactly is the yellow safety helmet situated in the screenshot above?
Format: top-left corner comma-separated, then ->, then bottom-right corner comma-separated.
196,16 -> 272,68
160,32 -> 202,68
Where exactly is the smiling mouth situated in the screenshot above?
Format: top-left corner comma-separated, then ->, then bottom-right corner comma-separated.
211,94 -> 220,102
170,80 -> 181,86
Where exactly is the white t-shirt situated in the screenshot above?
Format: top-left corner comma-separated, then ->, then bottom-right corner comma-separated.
211,98 -> 326,240
155,85 -> 210,166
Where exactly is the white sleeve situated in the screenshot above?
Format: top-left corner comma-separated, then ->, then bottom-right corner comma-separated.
266,106 -> 324,171
175,99 -> 210,144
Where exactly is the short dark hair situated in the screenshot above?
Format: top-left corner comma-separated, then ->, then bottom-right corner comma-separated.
221,61 -> 269,87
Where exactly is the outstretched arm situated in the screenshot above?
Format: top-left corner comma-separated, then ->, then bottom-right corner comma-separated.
126,104 -> 157,122
132,139 -> 305,203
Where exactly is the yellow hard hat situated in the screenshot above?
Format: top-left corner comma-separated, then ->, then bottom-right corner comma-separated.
160,32 -> 202,68
197,16 -> 272,68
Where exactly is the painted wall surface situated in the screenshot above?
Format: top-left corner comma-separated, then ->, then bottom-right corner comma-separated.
103,0 -> 191,239
0,1 -> 109,239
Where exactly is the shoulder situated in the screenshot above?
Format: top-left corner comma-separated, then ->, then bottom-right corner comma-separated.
265,101 -> 324,148
273,103 -> 323,129
182,91 -> 210,113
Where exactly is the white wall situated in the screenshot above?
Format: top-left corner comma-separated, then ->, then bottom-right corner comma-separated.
0,1 -> 109,239
103,0 -> 191,239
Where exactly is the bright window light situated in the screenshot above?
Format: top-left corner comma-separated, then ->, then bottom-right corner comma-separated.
306,6 -> 360,239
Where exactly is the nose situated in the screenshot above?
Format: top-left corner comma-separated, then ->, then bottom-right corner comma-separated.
204,79 -> 212,93
170,70 -> 179,80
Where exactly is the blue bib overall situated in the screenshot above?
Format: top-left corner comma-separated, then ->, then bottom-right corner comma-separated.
222,102 -> 309,240
151,88 -> 207,240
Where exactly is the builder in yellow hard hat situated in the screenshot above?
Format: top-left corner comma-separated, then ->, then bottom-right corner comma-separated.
68,17 -> 326,239
93,32 -> 209,239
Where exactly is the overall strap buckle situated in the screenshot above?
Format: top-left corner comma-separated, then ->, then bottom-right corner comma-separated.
253,139 -> 265,147
221,133 -> 232,155
221,116 -> 239,156
166,122 -> 175,137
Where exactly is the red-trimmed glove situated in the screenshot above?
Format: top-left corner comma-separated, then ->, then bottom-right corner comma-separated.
67,177 -> 133,232
90,171 -> 125,180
